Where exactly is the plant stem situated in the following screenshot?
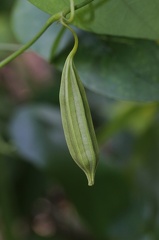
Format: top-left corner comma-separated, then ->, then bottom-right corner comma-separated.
64,0 -> 94,16
51,0 -> 94,59
67,0 -> 75,23
60,19 -> 79,58
0,13 -> 61,68
0,0 -> 94,68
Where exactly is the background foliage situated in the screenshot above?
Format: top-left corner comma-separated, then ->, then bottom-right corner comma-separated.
1,0 -> 159,239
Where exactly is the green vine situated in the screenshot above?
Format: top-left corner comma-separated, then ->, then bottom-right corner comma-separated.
0,0 -> 93,68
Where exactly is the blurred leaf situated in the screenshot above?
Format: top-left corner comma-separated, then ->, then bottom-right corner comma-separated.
9,105 -> 69,167
54,33 -> 159,102
29,0 -> 159,40
97,103 -> 157,145
11,0 -> 71,59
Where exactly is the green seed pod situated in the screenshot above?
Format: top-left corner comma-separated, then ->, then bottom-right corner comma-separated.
59,55 -> 99,186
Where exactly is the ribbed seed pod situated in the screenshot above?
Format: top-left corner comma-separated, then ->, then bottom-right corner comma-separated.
59,54 -> 99,186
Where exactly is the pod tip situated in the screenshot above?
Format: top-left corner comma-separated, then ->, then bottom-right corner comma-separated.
87,174 -> 95,186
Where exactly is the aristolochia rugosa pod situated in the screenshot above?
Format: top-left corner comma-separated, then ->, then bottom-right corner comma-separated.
59,52 -> 99,186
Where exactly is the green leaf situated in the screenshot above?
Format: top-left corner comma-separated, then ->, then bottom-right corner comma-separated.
28,0 -> 159,40
54,33 -> 159,102
28,0 -> 73,15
